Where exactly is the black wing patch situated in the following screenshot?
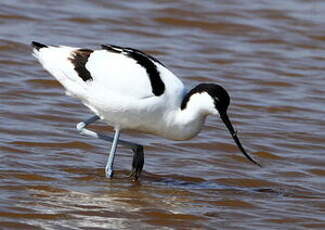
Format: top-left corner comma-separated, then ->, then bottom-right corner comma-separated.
69,49 -> 93,82
101,44 -> 165,96
31,41 -> 48,50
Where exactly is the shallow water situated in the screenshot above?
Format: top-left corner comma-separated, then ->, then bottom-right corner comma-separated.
1,0 -> 325,229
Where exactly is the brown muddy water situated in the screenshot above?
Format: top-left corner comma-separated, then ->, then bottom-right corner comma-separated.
1,0 -> 325,229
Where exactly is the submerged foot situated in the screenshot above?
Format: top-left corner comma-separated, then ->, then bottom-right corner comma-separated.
105,167 -> 114,178
128,145 -> 144,180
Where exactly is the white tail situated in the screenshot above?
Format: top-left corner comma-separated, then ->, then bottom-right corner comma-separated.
32,42 -> 89,98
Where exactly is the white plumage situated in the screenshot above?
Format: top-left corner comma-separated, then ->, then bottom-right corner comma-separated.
32,41 -> 260,179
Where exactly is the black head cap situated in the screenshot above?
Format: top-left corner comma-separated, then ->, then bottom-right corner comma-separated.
181,83 -> 230,112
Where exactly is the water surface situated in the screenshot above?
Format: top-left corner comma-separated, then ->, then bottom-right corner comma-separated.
1,0 -> 325,229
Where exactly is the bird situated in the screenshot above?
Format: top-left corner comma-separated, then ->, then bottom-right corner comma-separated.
31,41 -> 261,180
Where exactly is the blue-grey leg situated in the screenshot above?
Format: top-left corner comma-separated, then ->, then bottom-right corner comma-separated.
105,128 -> 120,178
76,115 -> 144,179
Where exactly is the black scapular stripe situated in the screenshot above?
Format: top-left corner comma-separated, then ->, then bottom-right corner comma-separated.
127,50 -> 165,96
69,49 -> 93,81
101,44 -> 165,96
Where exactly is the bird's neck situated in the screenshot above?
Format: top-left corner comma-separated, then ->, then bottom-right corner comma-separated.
161,92 -> 215,140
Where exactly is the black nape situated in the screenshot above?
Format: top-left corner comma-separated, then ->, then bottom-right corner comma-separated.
181,83 -> 230,110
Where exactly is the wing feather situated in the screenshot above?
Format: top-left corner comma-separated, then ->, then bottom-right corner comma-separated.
86,50 -> 155,99
32,42 -> 185,106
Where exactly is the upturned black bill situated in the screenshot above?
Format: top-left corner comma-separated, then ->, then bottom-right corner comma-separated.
221,113 -> 261,167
